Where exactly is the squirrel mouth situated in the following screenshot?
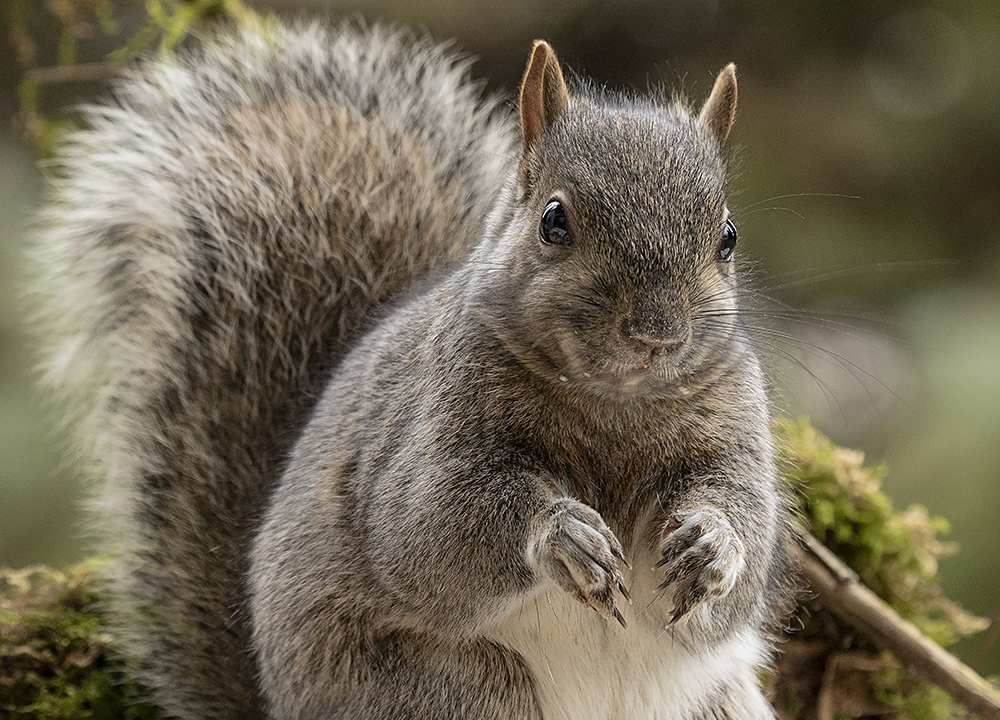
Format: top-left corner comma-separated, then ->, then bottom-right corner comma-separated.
624,355 -> 655,378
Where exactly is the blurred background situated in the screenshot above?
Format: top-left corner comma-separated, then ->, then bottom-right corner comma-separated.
1,0 -> 998,673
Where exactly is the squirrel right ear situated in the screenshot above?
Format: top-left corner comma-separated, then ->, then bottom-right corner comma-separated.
519,41 -> 569,153
698,63 -> 738,146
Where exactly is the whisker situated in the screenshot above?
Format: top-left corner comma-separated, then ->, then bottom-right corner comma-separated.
730,319 -> 905,408
738,206 -> 806,221
757,259 -> 956,293
695,324 -> 849,418
733,192 -> 861,212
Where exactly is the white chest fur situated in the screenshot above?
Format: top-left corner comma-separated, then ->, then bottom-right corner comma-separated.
486,548 -> 770,720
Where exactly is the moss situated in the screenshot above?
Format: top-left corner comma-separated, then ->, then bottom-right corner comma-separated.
0,562 -> 161,719
774,417 -> 991,719
873,661 -> 973,720
777,416 -> 988,647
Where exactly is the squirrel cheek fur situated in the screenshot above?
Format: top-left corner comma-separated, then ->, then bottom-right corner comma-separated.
38,21 -> 795,720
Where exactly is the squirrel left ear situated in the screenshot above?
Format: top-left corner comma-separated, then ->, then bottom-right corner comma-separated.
698,63 -> 737,146
519,41 -> 569,153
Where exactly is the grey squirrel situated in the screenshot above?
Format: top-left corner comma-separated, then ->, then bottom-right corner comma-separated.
35,18 -> 796,720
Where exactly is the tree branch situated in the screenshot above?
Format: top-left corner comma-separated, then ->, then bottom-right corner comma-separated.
799,532 -> 1000,719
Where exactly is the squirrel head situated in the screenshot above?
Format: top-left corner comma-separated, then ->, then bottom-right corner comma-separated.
470,42 -> 746,403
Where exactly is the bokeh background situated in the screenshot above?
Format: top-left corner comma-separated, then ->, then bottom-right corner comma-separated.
1,0 -> 998,674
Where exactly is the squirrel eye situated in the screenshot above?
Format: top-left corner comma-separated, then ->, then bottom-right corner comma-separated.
539,200 -> 571,245
718,218 -> 738,261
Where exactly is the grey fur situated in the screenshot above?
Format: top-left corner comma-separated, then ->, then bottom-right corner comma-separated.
34,18 -> 795,720
34,20 -> 514,719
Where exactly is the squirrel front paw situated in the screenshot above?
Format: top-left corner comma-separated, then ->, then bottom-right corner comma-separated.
528,498 -> 632,627
655,508 -> 746,624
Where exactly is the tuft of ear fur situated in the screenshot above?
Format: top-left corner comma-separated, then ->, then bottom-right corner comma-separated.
698,63 -> 738,146
519,40 -> 569,153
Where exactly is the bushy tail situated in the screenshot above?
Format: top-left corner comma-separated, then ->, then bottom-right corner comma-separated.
33,19 -> 514,719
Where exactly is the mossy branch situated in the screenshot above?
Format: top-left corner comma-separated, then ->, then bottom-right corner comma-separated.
799,533 -> 1000,719
0,563 -> 161,719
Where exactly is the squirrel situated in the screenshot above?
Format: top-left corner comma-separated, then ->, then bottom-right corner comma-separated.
34,18 -> 796,720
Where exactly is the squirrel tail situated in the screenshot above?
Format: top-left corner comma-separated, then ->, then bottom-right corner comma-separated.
33,19 -> 514,718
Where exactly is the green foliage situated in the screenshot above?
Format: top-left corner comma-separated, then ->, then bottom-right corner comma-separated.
2,0 -> 118,68
5,0 -> 256,157
0,562 -> 161,720
107,0 -> 255,62
14,78 -> 72,160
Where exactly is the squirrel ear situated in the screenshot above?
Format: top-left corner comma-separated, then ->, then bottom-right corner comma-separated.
519,40 -> 569,153
698,63 -> 738,146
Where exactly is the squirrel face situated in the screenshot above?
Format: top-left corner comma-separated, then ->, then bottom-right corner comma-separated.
470,44 -> 746,403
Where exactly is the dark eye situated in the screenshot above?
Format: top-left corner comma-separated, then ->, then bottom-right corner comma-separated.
539,200 -> 571,246
718,218 -> 737,261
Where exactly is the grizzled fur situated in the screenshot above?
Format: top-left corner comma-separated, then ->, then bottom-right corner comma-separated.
35,20 -> 795,720
34,21 -> 513,720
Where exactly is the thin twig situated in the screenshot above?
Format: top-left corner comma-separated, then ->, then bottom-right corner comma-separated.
798,533 -> 1000,719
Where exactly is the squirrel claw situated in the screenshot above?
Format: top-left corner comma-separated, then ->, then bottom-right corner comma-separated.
655,508 -> 746,617
617,577 -> 632,604
611,544 -> 632,569
530,498 -> 630,624
613,606 -> 628,629
657,566 -> 681,589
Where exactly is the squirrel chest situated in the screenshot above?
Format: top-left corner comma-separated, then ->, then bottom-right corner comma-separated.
485,544 -> 771,720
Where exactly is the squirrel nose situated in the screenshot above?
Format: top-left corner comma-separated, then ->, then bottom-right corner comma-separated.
632,333 -> 686,356
623,317 -> 690,356
623,295 -> 691,355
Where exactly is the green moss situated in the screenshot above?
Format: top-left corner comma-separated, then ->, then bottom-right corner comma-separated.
873,662 -> 972,720
777,416 -> 988,647
774,418 -> 991,719
0,562 -> 161,719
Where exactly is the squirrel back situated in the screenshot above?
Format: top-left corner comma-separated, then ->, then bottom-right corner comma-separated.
35,21 -> 514,718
